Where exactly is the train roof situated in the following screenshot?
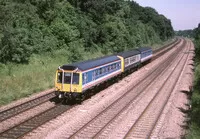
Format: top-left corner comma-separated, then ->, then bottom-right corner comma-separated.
60,55 -> 120,71
117,49 -> 140,58
137,47 -> 152,52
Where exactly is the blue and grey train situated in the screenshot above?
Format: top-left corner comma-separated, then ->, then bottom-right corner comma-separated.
55,47 -> 152,101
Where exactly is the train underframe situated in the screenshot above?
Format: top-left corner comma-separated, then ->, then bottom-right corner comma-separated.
55,91 -> 85,103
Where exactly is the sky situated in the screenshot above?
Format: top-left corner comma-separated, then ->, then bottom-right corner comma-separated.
133,0 -> 200,31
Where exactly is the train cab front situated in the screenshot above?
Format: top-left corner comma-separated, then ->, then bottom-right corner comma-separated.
55,66 -> 82,101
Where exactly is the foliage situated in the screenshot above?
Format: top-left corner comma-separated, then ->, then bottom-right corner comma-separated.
187,23 -> 200,138
0,0 -> 174,64
175,30 -> 195,38
192,23 -> 200,123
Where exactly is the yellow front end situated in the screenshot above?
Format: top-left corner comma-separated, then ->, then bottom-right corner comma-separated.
55,70 -> 83,93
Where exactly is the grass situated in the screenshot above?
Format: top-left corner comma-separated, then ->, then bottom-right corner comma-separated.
0,39 -> 175,106
0,49 -> 104,105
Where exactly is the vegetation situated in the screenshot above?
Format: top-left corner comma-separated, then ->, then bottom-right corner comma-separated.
175,30 -> 195,38
186,23 -> 200,139
0,0 -> 174,105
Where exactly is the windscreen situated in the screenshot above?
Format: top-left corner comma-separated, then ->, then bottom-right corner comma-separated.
57,72 -> 79,84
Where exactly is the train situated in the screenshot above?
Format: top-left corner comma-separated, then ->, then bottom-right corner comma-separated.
55,47 -> 152,102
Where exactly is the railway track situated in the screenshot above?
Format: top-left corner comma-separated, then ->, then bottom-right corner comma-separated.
124,40 -> 191,139
0,38 -> 182,138
0,104 -> 75,139
0,91 -> 55,122
153,37 -> 179,53
67,39 -> 186,138
152,38 -> 181,60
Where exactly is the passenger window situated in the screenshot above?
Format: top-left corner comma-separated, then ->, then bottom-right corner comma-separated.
99,68 -> 102,74
125,59 -> 129,66
101,68 -> 104,74
92,72 -> 95,80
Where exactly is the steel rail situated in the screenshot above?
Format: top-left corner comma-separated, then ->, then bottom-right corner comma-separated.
0,104 -> 75,139
0,91 -> 55,122
68,39 -> 185,139
124,40 -> 191,139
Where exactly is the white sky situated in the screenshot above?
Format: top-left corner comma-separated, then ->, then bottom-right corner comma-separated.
134,0 -> 200,30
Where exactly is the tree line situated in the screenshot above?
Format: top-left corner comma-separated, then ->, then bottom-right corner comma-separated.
0,0 -> 174,64
175,30 -> 195,38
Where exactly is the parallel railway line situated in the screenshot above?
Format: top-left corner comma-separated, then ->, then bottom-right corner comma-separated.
0,38 -> 182,138
0,91 -> 55,122
152,38 -> 181,60
124,41 -> 191,139
153,37 -> 179,53
0,104 -> 75,139
68,39 -> 186,138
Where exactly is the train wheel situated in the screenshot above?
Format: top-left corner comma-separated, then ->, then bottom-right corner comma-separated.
81,94 -> 85,101
62,98 -> 69,104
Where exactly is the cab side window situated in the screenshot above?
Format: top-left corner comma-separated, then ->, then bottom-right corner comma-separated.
73,73 -> 79,84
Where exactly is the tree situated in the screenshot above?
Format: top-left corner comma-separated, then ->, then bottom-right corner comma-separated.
0,0 -> 174,64
0,27 -> 32,63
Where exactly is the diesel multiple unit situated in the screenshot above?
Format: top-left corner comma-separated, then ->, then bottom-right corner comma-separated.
55,47 -> 152,101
